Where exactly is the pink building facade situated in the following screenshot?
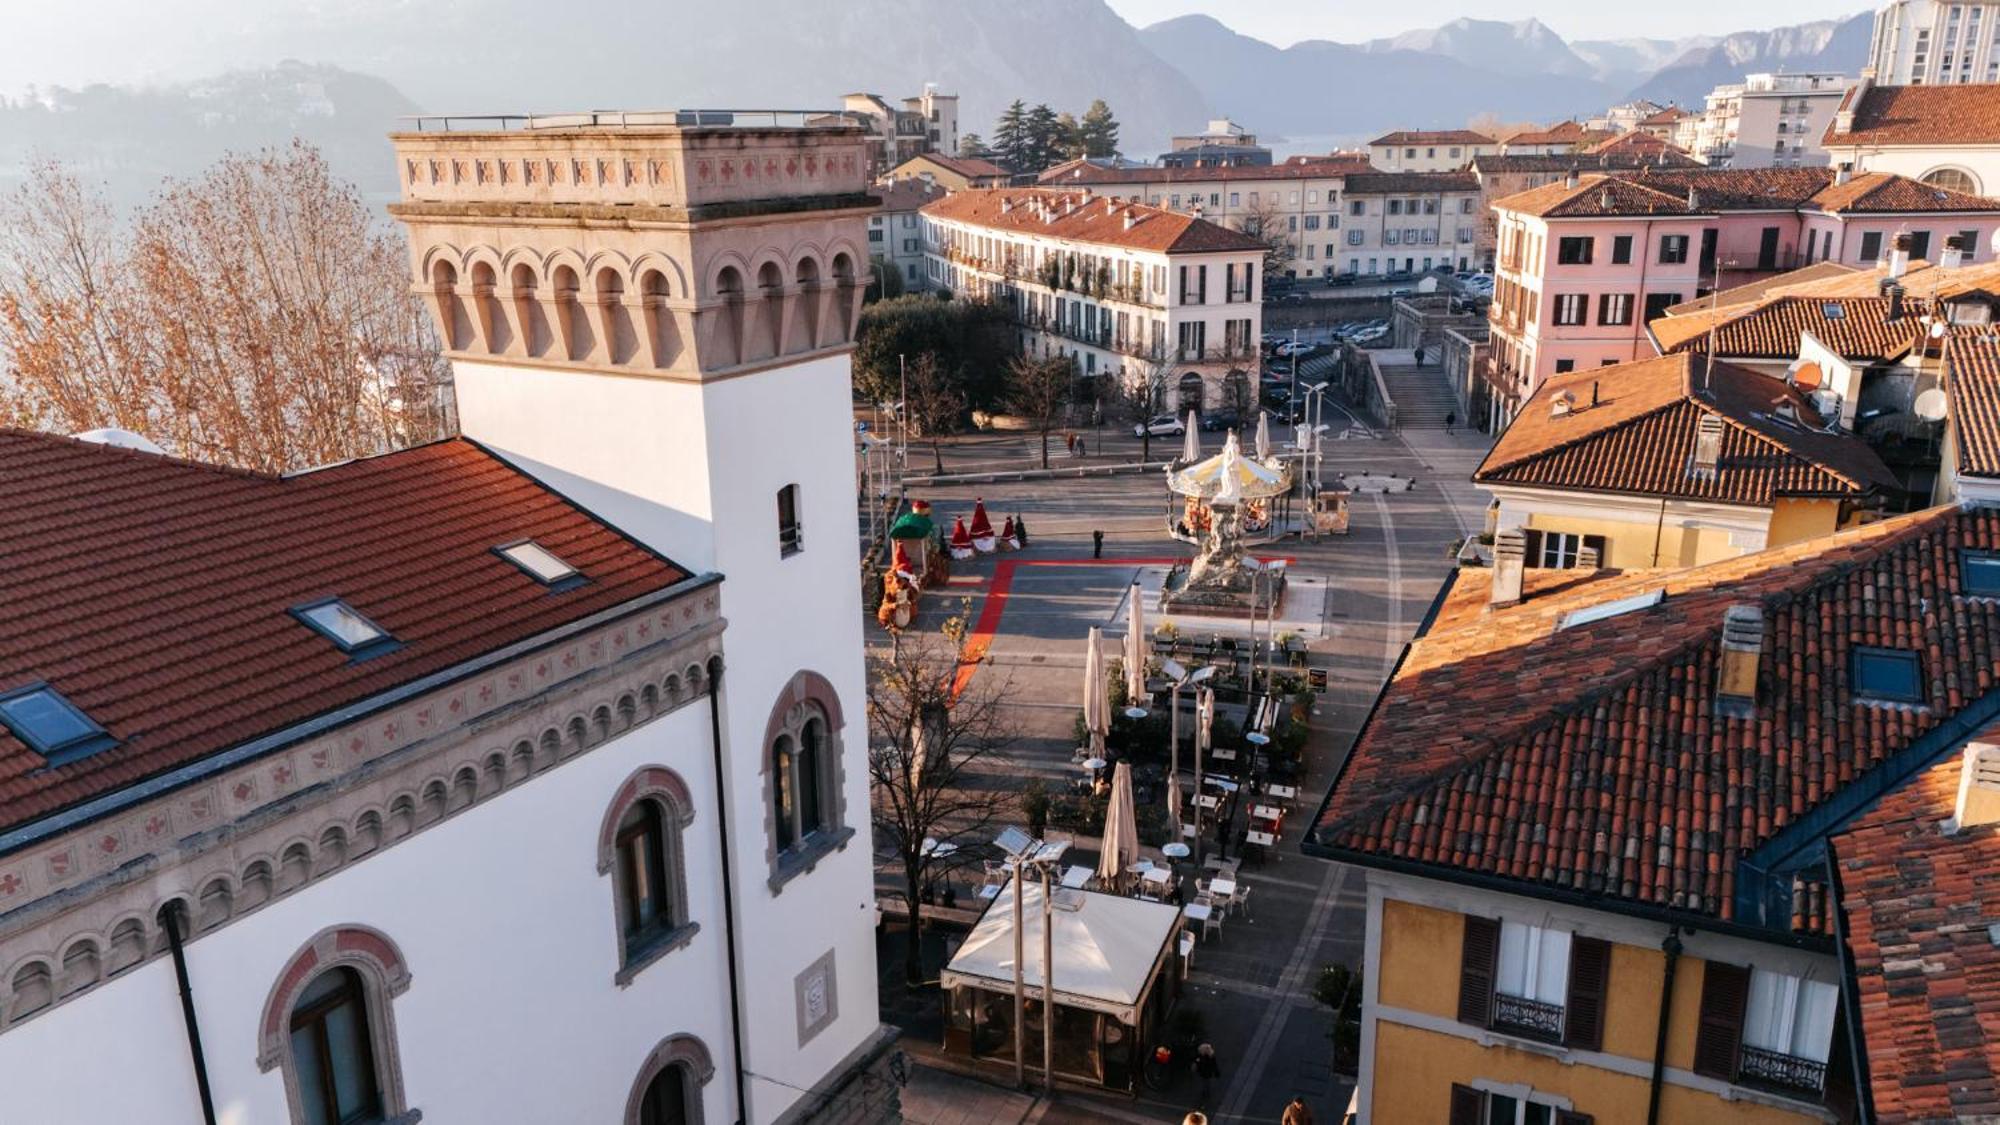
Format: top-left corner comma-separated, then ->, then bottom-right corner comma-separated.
1483,170 -> 2000,429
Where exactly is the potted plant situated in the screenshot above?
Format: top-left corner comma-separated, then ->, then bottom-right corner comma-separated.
1023,780 -> 1051,839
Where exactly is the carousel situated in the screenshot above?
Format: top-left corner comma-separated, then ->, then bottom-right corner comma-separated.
1163,411 -> 1296,547
878,500 -> 948,631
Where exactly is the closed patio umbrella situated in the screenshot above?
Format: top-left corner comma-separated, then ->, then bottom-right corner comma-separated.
1181,414 -> 1200,463
1254,409 -> 1271,460
1124,582 -> 1147,705
1084,626 -> 1109,759
1097,761 -> 1141,887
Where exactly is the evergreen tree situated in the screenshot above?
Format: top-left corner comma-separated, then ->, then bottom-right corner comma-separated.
1079,100 -> 1120,158
992,102 -> 1029,173
1053,112 -> 1085,161
957,133 -> 990,160
1023,103 -> 1061,172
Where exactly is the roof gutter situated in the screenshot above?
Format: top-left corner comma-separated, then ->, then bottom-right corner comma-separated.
1824,842 -> 1878,1124
0,571 -> 722,859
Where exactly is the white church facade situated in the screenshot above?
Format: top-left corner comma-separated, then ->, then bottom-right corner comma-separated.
0,111 -> 894,1125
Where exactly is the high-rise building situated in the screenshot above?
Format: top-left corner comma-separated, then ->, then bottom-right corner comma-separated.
1869,0 -> 2000,84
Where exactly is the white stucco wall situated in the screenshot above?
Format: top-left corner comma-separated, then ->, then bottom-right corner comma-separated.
0,703 -> 734,1125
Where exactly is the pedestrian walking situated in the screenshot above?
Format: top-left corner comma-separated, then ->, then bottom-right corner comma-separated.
1092,529 -> 1105,558
1282,1095 -> 1315,1125
1414,345 -> 1426,367
1445,410 -> 1456,435
1194,1043 -> 1221,1108
1213,807 -> 1230,859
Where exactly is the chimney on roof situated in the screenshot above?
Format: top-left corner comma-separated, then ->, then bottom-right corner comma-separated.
1001,196 -> 1015,214
1890,231 -> 1913,279
1491,528 -> 1527,608
1550,389 -> 1577,417
1687,185 -> 1700,210
1591,381 -> 1601,409
1945,232 -> 1969,269
1834,163 -> 1852,186
1565,168 -> 1580,189
1716,604 -> 1764,712
1123,212 -> 1138,231
1946,738 -> 2000,833
1691,412 -> 1725,478
1599,187 -> 1614,210
1887,282 -> 1907,323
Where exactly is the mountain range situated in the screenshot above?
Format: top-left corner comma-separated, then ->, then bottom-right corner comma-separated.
0,1 -> 1877,203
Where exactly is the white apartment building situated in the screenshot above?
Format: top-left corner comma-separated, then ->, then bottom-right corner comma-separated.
1868,0 -> 2000,83
1037,159 -> 1487,277
0,113 -> 894,1125
1681,72 -> 1853,167
1366,130 -> 1498,173
839,86 -> 959,180
870,178 -> 943,291
922,188 -> 1265,413
1824,77 -> 2000,194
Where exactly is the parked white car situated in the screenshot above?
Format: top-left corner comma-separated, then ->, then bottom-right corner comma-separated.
1133,413 -> 1186,438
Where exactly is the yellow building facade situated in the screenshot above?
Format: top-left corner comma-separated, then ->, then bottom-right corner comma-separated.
1487,487 -> 1857,572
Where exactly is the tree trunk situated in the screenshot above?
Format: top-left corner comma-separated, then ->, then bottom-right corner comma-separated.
904,863 -> 926,984
1142,429 -> 1151,464
1039,429 -> 1050,469
933,438 -> 945,475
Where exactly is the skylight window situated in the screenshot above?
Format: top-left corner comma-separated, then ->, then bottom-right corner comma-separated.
1965,550 -> 2000,597
1558,589 -> 1665,631
1821,303 -> 1846,320
496,540 -> 583,589
0,684 -> 115,764
292,598 -> 398,658
1852,646 -> 1924,704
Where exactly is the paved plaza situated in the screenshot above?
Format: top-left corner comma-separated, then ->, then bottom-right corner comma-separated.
868,413 -> 1495,1122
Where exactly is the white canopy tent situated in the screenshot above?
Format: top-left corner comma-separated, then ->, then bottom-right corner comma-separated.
941,880 -> 1182,1026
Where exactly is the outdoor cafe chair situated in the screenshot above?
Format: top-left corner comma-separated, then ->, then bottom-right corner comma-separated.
1229,883 -> 1253,921
1202,910 -> 1224,943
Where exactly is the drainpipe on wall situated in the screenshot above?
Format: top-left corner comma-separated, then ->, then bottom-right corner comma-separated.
163,901 -> 219,1125
707,665 -> 751,1125
1647,928 -> 1684,1125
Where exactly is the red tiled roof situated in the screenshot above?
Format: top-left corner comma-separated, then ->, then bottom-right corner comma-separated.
1370,130 -> 1496,147
1472,151 -> 1701,174
1586,131 -> 1689,159
1640,107 -> 1689,126
1505,121 -> 1616,147
1494,173 -> 1697,218
1311,503 -> 2000,921
1036,156 -> 1367,187
1497,166 -> 2000,218
1827,82 -> 2000,148
1474,353 -> 1899,502
920,188 -> 1266,254
1659,261 -> 1860,316
1341,171 -> 1479,195
1811,170 -> 2000,215
901,152 -> 1008,180
1834,746 -> 2000,1124
1652,295 -> 1927,363
0,431 -> 691,832
1947,332 -> 2000,479
873,178 -> 944,213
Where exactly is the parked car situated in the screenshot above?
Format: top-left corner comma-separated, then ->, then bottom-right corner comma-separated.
1387,286 -> 1413,298
1133,413 -> 1186,438
1350,326 -> 1391,346
1200,409 -> 1242,432
1274,340 -> 1314,357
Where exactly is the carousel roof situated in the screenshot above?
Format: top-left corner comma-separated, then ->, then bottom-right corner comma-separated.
888,509 -> 935,540
1167,431 -> 1294,501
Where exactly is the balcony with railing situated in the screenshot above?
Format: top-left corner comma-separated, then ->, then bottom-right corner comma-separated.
1490,994 -> 1565,1044
1737,1046 -> 1827,1098
1173,344 -> 1261,366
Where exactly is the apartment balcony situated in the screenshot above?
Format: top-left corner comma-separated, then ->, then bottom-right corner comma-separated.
1173,345 -> 1260,366
944,248 -> 995,271
1737,1046 -> 1827,1098
1489,994 -> 1565,1044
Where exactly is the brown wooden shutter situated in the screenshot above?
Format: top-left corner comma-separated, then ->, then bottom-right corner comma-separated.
1692,960 -> 1751,1081
1458,914 -> 1501,1027
1563,936 -> 1611,1051
1521,529 -> 1546,569
1449,1084 -> 1485,1125
1555,1111 -> 1593,1125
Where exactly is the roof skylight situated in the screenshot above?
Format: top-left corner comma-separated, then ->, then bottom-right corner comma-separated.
1558,589 -> 1665,631
1822,303 -> 1846,319
292,598 -> 397,657
497,540 -> 582,588
0,684 -> 116,764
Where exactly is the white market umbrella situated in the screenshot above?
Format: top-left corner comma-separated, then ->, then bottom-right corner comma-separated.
1166,768 -> 1184,844
1084,626 -> 1109,758
1097,761 -> 1141,886
1124,582 -> 1148,705
1181,413 -> 1201,463
1255,410 -> 1271,460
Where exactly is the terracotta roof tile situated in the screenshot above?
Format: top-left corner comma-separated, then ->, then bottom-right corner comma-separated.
1473,151 -> 1701,174
1370,130 -> 1496,147
1827,82 -> 2000,148
1947,332 -> 2000,479
1660,262 -> 1860,316
1497,167 -> 2000,219
1475,353 -> 1898,501
1494,173 -> 1696,218
1342,171 -> 1479,195
1811,171 -> 2000,215
1312,503 -> 2000,922
1036,155 -> 1368,187
921,188 -> 1266,255
902,153 -> 1007,180
873,178 -> 945,213
1653,295 -> 1927,363
0,431 -> 690,832
1834,747 -> 2000,1123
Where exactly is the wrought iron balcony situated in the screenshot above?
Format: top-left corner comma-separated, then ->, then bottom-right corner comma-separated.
1738,1045 -> 1827,1096
1490,993 -> 1565,1043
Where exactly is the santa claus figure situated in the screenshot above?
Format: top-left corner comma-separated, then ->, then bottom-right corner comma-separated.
969,497 -> 997,554
948,516 -> 975,560
999,515 -> 1021,551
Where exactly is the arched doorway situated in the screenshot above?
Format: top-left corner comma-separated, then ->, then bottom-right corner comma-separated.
1223,369 -> 1252,417
1177,371 -> 1205,416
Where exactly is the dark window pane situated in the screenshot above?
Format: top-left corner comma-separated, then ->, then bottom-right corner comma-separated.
1967,552 -> 2000,595
1488,1093 -> 1518,1124
799,721 -> 825,837
324,1000 -> 376,1119
641,1065 -> 690,1125
1853,647 -> 1922,702
618,803 -> 669,938
774,738 -> 797,850
292,1026 -> 333,1125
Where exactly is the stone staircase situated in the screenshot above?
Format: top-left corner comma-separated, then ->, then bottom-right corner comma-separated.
1379,360 -> 1461,429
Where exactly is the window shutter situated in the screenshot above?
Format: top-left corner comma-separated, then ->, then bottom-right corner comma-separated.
1564,936 -> 1611,1051
1449,1084 -> 1485,1125
1522,530 -> 1546,569
1555,1112 -> 1593,1125
1693,961 -> 1750,1081
1583,535 -> 1608,564
1458,914 -> 1501,1026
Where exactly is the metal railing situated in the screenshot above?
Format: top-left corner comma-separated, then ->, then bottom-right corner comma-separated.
1490,994 -> 1565,1043
1738,1046 -> 1827,1096
401,109 -> 853,132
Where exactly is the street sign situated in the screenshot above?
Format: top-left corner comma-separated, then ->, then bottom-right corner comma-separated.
854,421 -> 869,434
1308,668 -> 1328,694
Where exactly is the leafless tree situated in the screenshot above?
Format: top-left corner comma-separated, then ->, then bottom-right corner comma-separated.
0,145 -> 450,472
1004,354 -> 1074,469
869,632 -> 1017,984
902,352 -> 964,475
1234,196 -> 1293,277
1118,356 -> 1173,463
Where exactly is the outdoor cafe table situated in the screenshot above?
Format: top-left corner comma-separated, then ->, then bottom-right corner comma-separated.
1195,793 -> 1221,810
1252,804 -> 1283,821
1204,776 -> 1240,792
1245,830 -> 1277,848
1182,902 -> 1212,922
1264,783 -> 1298,800
1209,877 -> 1238,899
1142,867 -> 1173,888
1212,748 -> 1238,762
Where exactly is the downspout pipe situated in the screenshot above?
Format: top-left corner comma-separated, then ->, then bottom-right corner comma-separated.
163,902 -> 219,1125
1647,928 -> 1684,1125
707,664 -> 751,1125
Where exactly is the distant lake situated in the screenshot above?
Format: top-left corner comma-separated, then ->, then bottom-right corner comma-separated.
1268,133 -> 1369,159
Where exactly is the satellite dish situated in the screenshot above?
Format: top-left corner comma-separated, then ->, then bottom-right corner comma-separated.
1417,276 -> 1440,294
1915,387 -> 1950,421
1931,320 -> 1949,339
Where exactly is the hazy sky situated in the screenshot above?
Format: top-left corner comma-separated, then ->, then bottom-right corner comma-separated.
1103,0 -> 1869,45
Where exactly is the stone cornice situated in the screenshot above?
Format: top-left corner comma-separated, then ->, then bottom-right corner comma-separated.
0,586 -> 724,1031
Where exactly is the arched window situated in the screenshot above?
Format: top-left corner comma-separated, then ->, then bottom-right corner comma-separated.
259,926 -> 412,1125
638,1065 -> 690,1125
763,672 -> 850,890
1924,167 -> 1980,195
624,1035 -> 714,1125
599,767 -> 697,983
